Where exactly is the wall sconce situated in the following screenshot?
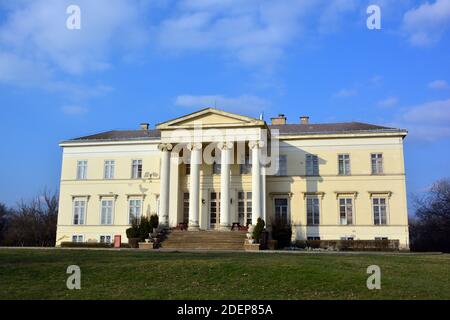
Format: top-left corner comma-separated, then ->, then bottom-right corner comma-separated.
230,198 -> 233,204
202,199 -> 206,205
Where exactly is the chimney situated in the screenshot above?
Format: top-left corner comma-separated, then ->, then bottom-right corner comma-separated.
271,114 -> 287,125
140,123 -> 149,130
300,116 -> 309,124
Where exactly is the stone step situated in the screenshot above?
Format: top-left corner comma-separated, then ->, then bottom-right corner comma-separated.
160,231 -> 247,251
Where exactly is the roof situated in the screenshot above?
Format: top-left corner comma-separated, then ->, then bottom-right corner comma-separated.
64,122 -> 406,143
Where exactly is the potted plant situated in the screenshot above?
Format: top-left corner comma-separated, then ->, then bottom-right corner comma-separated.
126,218 -> 141,248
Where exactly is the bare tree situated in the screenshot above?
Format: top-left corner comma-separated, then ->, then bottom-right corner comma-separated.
3,190 -> 58,247
410,179 -> 450,252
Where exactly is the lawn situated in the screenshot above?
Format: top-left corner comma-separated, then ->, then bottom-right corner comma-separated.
0,249 -> 449,300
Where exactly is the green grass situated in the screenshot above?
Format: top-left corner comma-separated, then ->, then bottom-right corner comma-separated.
0,249 -> 449,300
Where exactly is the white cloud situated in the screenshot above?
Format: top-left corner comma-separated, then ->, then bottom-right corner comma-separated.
429,80 -> 450,89
175,94 -> 271,114
334,88 -> 358,98
399,99 -> 450,141
378,96 -> 399,107
402,0 -> 450,46
61,105 -> 89,115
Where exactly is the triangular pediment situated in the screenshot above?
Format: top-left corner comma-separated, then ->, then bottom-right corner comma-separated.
156,108 -> 265,130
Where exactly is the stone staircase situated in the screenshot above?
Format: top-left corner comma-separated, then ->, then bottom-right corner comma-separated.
160,230 -> 247,251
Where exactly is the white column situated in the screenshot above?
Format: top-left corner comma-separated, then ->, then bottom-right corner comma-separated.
250,141 -> 263,225
188,143 -> 202,231
158,143 -> 172,228
219,142 -> 232,231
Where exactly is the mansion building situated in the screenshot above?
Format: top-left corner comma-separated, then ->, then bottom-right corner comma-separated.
56,108 -> 410,248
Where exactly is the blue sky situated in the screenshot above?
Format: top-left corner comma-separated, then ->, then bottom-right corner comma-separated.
0,0 -> 449,212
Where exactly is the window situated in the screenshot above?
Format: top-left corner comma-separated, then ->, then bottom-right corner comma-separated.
100,235 -> 112,244
274,198 -> 288,224
373,197 -> 387,225
73,199 -> 86,225
240,154 -> 252,174
371,154 -> 383,174
72,235 -> 84,243
306,154 -> 319,176
101,199 -> 114,225
276,155 -> 287,176
238,191 -> 252,226
183,193 -> 189,223
104,160 -> 115,179
341,237 -> 354,241
185,164 -> 191,175
76,160 -> 87,180
210,192 -> 220,228
128,199 -> 142,224
338,154 -> 351,175
307,236 -> 320,241
212,161 -> 221,174
131,160 -> 143,179
375,237 -> 388,241
339,198 -> 353,225
307,197 -> 320,225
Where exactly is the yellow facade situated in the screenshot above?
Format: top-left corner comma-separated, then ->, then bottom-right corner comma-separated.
56,109 -> 409,248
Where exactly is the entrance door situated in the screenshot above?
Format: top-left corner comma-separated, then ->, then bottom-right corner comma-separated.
238,191 -> 252,227
209,192 -> 221,229
274,198 -> 288,224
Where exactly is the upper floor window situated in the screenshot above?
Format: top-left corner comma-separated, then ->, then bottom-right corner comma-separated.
306,154 -> 319,176
100,199 -> 114,225
276,155 -> 287,176
338,154 -> 351,175
306,197 -> 320,225
373,197 -> 387,225
240,154 -> 252,174
339,198 -> 353,225
371,153 -> 383,174
76,160 -> 87,180
73,199 -> 86,225
131,160 -> 143,179
104,160 -> 115,179
129,199 -> 142,224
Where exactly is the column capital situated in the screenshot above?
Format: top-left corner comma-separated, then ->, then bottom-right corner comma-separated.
158,143 -> 173,152
218,141 -> 233,150
249,140 -> 265,149
187,142 -> 202,151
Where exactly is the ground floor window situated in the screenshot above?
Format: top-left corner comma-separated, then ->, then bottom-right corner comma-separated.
73,199 -> 86,225
72,235 -> 84,243
372,197 -> 387,225
307,236 -> 320,241
129,199 -> 142,224
375,237 -> 388,241
274,198 -> 288,224
101,199 -> 114,225
100,235 -> 112,244
183,193 -> 189,223
238,191 -> 252,226
306,197 -> 320,225
339,198 -> 353,225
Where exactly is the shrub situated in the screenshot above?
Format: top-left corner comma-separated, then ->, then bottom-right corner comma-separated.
60,242 -> 112,248
139,216 -> 152,240
126,218 -> 140,239
252,218 -> 265,243
270,218 -> 292,248
149,214 -> 159,232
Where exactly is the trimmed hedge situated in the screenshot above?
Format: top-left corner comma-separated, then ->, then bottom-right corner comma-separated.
294,239 -> 400,251
60,242 -> 131,248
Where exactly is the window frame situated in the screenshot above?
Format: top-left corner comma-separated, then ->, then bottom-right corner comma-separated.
338,154 -> 351,176
99,234 -> 112,244
306,154 -> 319,176
338,197 -> 354,225
100,198 -> 115,225
128,198 -> 142,224
306,196 -> 321,225
103,160 -> 115,180
371,153 -> 384,175
72,234 -> 84,243
131,159 -> 143,179
372,196 -> 389,225
72,198 -> 87,225
76,160 -> 88,180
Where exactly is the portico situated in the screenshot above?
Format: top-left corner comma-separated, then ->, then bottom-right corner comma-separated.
156,108 -> 269,230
